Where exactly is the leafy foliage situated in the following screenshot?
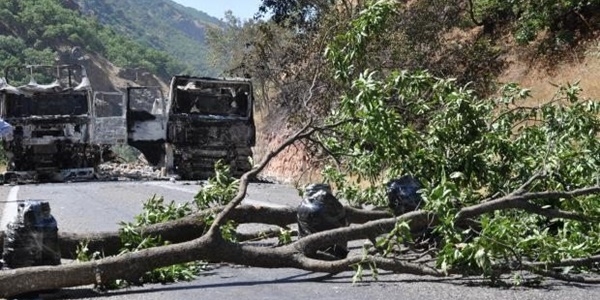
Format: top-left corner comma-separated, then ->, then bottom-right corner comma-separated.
75,240 -> 103,263
257,0 -> 335,29
194,161 -> 241,242
0,0 -> 181,78
117,195 -> 203,285
75,162 -> 244,289
194,161 -> 240,209
321,0 -> 600,282
74,195 -> 204,288
277,228 -> 293,245
213,0 -> 507,125
216,0 -> 600,128
471,0 -> 600,46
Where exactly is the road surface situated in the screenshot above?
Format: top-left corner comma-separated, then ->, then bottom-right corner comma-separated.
1,180 -> 600,300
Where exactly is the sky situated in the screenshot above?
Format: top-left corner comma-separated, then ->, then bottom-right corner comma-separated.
171,0 -> 263,20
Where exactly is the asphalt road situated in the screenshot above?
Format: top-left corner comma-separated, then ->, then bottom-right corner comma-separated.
1,180 -> 600,300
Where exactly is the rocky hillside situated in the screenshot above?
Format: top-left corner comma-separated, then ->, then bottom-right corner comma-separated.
0,0 -> 217,93
75,0 -> 225,76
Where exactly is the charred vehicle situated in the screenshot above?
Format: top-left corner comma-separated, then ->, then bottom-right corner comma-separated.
0,64 -> 126,182
127,76 -> 255,179
0,66 -> 254,182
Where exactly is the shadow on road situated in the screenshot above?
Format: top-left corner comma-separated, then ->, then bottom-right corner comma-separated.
35,268 -> 600,299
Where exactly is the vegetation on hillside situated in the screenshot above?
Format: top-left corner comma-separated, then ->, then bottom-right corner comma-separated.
470,0 -> 600,45
210,0 -> 600,121
76,0 -> 225,76
0,0 -> 182,79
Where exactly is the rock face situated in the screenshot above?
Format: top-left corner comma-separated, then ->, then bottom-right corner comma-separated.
297,183 -> 348,259
52,46 -> 169,94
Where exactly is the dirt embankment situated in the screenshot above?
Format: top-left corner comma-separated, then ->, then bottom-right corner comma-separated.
250,106 -> 321,185
255,130 -> 317,185
499,41 -> 600,103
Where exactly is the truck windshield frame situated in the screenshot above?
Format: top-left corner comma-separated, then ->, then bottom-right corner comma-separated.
171,77 -> 252,120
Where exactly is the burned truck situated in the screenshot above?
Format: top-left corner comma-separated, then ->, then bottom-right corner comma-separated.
127,76 -> 255,179
0,64 -> 126,182
0,65 -> 254,182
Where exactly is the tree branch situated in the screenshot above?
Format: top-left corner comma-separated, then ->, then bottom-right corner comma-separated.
514,200 -> 592,222
3,180 -> 600,297
458,186 -> 600,220
208,120 -> 316,234
525,254 -> 600,269
524,266 -> 600,284
0,204 -> 390,259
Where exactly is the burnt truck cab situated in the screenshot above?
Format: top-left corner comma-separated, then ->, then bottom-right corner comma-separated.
0,64 -> 126,182
126,76 -> 255,179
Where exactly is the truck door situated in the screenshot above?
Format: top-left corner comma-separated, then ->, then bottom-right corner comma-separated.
93,91 -> 127,145
126,86 -> 168,165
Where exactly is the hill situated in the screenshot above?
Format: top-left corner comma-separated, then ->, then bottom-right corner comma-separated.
0,0 -> 184,91
75,0 -> 225,76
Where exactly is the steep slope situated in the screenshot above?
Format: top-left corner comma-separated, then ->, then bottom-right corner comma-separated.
0,0 -> 172,91
499,41 -> 600,104
75,0 -> 225,76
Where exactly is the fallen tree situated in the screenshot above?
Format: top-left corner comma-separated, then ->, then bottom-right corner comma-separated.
0,202 -> 389,259
0,121 -> 408,297
1,118 -> 600,297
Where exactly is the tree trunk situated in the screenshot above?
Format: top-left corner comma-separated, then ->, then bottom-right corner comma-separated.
0,204 -> 389,259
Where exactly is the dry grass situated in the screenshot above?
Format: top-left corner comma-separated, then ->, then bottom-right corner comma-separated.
498,39 -> 600,105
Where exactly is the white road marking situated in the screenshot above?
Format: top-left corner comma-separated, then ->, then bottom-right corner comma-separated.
1,186 -> 19,231
142,181 -> 199,194
142,181 -> 288,208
